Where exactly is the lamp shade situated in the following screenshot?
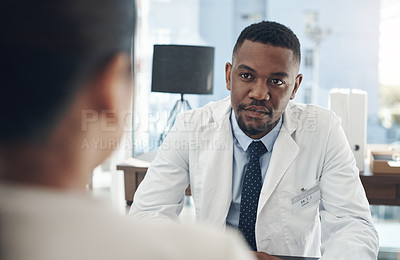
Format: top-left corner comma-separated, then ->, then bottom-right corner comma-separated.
151,44 -> 214,95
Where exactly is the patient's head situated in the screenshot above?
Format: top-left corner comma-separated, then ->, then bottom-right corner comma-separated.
1,0 -> 134,143
0,0 -> 135,188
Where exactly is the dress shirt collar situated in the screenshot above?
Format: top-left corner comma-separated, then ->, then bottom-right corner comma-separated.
230,109 -> 283,152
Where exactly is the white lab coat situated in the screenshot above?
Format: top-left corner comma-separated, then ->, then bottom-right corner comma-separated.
131,96 -> 379,259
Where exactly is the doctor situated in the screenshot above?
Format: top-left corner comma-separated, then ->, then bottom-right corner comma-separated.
131,21 -> 378,259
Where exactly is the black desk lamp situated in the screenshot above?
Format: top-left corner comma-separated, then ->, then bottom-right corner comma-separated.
151,44 -> 214,144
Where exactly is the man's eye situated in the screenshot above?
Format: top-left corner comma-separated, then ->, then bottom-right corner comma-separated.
240,73 -> 253,79
270,79 -> 283,85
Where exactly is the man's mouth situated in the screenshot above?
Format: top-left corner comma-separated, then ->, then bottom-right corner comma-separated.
241,106 -> 270,118
245,106 -> 269,114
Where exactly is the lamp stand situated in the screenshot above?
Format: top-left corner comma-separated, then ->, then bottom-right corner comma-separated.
159,93 -> 191,144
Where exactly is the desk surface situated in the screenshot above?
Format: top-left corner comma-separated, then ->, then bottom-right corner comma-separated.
118,157 -> 150,168
117,149 -> 400,206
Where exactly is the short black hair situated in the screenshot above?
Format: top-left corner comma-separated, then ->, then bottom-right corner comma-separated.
233,21 -> 301,64
1,0 -> 135,143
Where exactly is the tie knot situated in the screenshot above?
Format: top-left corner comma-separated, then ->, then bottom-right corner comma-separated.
248,141 -> 267,160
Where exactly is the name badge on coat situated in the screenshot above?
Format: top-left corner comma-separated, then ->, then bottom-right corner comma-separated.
291,184 -> 320,213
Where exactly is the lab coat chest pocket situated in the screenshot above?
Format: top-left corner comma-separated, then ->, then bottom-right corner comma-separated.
277,182 -> 321,244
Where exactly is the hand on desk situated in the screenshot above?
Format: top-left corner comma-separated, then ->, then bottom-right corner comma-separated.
253,251 -> 282,260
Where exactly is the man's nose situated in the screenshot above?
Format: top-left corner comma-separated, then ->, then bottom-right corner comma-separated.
249,79 -> 270,100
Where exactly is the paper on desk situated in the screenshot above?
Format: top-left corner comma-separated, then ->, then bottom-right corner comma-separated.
387,161 -> 400,167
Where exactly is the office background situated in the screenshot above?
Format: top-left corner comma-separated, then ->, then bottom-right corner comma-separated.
133,0 -> 399,156
94,0 -> 400,259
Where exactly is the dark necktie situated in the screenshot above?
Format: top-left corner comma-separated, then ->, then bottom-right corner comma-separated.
238,141 -> 267,251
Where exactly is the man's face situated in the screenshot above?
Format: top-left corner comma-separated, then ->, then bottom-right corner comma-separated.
225,40 -> 302,139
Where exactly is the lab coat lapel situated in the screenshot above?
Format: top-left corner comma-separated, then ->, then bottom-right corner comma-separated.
195,98 -> 233,227
258,103 -> 300,211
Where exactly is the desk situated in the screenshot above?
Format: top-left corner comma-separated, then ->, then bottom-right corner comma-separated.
360,171 -> 400,206
360,144 -> 400,206
117,155 -> 400,206
116,157 -> 150,205
116,153 -> 190,205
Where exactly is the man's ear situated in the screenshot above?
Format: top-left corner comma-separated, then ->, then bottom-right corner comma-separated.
225,62 -> 232,91
88,53 -> 131,112
290,74 -> 303,100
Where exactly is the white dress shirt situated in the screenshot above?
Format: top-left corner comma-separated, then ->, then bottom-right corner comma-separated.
226,109 -> 283,228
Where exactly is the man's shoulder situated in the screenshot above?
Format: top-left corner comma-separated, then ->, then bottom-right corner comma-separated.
180,96 -> 231,126
130,221 -> 250,257
285,101 -> 340,135
288,101 -> 336,122
0,186 -> 252,260
190,96 -> 230,114
94,217 -> 253,260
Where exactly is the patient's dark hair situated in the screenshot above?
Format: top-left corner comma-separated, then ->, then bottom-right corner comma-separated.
233,21 -> 301,63
1,0 -> 135,142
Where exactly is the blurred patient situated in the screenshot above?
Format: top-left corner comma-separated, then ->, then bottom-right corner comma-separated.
0,0 -> 254,259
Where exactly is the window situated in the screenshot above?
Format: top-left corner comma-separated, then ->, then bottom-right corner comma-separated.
304,49 -> 314,68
